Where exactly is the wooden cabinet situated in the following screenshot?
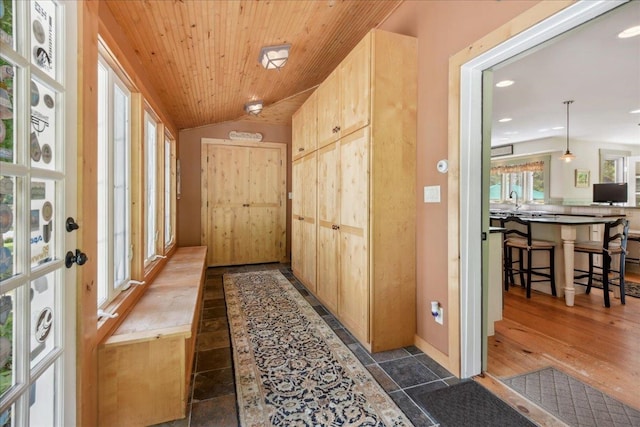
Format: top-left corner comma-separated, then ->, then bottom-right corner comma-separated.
292,91 -> 318,160
292,29 -> 417,353
201,139 -> 286,266
316,34 -> 371,149
292,153 -> 317,292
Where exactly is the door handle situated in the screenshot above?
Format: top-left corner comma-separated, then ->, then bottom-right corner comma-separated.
243,204 -> 250,207
65,249 -> 88,268
65,217 -> 79,232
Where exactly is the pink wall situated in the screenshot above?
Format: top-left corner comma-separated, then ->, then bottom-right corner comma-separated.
177,121 -> 293,255
380,0 -> 541,354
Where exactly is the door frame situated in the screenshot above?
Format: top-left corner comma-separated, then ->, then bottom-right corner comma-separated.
200,138 -> 287,266
451,0 -> 624,377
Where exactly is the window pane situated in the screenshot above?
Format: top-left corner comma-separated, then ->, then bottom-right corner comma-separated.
30,272 -> 55,369
96,61 -> 108,307
30,179 -> 56,269
28,363 -> 56,426
0,0 -> 14,46
30,79 -> 57,170
0,289 -> 15,398
0,176 -> 18,282
30,0 -> 57,79
145,115 -> 157,261
113,85 -> 129,288
0,59 -> 16,164
164,136 -> 171,246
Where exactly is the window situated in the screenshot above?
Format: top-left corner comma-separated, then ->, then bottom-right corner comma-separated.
599,149 -> 629,183
144,111 -> 158,265
97,52 -> 132,308
490,158 -> 548,204
164,134 -> 175,247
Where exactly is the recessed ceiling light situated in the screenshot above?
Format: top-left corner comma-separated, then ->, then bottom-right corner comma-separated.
630,108 -> 640,114
618,25 -> 640,39
552,126 -> 565,130
498,117 -> 512,123
495,80 -> 515,88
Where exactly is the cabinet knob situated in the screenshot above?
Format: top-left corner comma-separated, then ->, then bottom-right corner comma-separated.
298,147 -> 305,152
243,204 -> 250,207
299,216 -> 304,221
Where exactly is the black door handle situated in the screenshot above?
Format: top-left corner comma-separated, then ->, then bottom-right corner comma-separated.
65,249 -> 88,268
65,217 -> 79,232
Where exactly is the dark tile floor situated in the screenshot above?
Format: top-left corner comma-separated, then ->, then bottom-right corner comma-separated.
153,263 -> 462,427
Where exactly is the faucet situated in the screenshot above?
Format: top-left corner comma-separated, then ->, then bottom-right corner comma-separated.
509,190 -> 520,210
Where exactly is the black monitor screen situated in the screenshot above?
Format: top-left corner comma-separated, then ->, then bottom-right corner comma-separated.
593,182 -> 628,205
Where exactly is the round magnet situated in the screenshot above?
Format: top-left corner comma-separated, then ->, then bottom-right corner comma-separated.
32,19 -> 46,44
41,144 -> 52,164
30,81 -> 40,107
30,132 -> 41,162
43,94 -> 54,109
42,201 -> 53,222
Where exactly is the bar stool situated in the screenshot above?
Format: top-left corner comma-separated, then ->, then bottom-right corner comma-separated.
574,218 -> 629,307
501,215 -> 557,299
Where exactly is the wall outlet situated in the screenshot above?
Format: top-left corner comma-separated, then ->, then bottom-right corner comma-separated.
435,307 -> 444,325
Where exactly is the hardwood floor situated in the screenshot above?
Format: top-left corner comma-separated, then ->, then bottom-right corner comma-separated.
483,283 -> 640,421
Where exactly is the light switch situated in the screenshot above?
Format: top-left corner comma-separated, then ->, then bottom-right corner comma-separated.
288,192 -> 293,200
424,185 -> 441,203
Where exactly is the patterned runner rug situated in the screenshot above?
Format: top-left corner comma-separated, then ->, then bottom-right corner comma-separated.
224,270 -> 412,426
503,367 -> 640,427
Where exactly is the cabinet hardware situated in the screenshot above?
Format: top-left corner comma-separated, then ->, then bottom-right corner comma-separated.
65,217 -> 79,232
65,249 -> 88,268
298,148 -> 304,152
299,216 -> 305,221
243,203 -> 250,207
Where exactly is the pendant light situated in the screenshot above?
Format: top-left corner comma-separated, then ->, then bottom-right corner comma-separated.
559,100 -> 575,162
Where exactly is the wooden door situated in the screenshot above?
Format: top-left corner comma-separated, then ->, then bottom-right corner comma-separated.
338,128 -> 370,343
201,140 -> 286,266
249,146 -> 284,263
340,33 -> 371,138
203,145 -> 251,266
317,142 -> 340,313
316,69 -> 341,148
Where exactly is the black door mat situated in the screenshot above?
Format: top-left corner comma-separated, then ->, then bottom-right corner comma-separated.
412,380 -> 535,427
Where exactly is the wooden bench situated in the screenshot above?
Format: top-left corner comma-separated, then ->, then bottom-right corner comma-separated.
98,246 -> 207,426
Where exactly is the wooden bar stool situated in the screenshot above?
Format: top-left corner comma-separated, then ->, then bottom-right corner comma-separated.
574,218 -> 629,307
501,215 -> 557,299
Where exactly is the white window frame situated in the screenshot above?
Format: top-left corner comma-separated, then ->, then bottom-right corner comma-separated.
163,133 -> 175,248
143,110 -> 158,265
96,51 -> 132,309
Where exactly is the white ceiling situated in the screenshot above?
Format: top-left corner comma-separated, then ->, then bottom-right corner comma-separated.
490,1 -> 640,148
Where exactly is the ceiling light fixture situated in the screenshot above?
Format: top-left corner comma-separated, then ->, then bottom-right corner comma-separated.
498,117 -> 512,123
630,108 -> 640,114
559,100 -> 576,163
618,25 -> 640,39
258,44 -> 291,70
495,80 -> 515,88
244,100 -> 263,116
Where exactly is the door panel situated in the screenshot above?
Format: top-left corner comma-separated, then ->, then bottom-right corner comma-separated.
339,229 -> 369,343
340,128 -> 369,230
316,70 -> 341,148
340,34 -> 371,137
0,1 -> 77,425
317,143 -> 340,312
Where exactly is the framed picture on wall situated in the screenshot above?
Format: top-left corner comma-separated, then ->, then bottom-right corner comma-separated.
575,169 -> 590,188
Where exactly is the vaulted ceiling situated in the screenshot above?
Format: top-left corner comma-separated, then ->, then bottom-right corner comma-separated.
104,0 -> 402,130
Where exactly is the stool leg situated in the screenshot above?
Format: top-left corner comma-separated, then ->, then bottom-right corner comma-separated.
549,247 -> 557,297
518,248 -> 526,288
603,255 -> 611,308
618,253 -> 626,305
586,253 -> 594,294
526,249 -> 532,299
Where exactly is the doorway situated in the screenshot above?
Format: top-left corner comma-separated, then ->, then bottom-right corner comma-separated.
457,0 -> 626,376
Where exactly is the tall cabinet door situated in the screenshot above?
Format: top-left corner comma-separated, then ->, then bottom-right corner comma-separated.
301,152 -> 317,292
338,128 -> 370,343
316,70 -> 341,148
250,146 -> 284,263
204,145 -> 251,266
340,34 -> 371,137
291,158 -> 304,277
317,142 -> 340,313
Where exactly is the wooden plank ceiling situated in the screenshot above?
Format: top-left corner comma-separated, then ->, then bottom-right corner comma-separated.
103,0 -> 402,130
